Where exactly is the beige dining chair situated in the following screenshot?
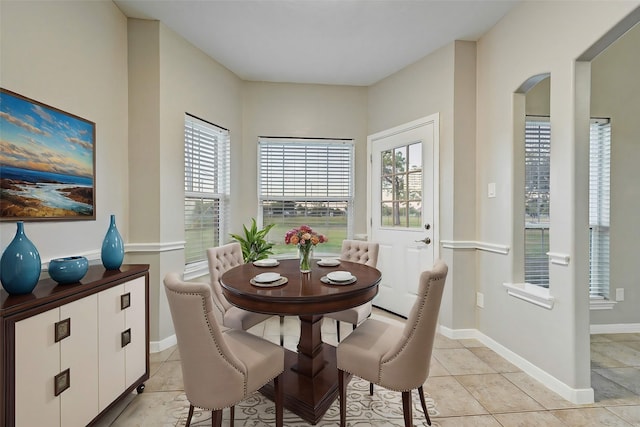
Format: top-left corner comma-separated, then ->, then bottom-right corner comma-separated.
164,273 -> 284,427
336,260 -> 448,427
207,242 -> 275,332
324,239 -> 379,341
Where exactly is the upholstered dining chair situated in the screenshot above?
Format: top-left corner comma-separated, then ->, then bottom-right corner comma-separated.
163,273 -> 284,427
324,239 -> 379,341
336,260 -> 448,427
207,242 -> 275,332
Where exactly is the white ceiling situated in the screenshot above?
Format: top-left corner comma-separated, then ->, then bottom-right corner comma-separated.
114,0 -> 520,86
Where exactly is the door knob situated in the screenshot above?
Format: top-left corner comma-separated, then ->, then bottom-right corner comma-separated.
415,237 -> 431,245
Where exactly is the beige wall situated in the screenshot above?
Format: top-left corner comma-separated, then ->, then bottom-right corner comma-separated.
590,23 -> 640,325
127,20 -> 244,343
241,82 -> 368,236
367,41 -> 478,331
475,1 -> 638,398
0,2 -> 129,263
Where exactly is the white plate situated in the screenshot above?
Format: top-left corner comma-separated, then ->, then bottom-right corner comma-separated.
327,271 -> 353,282
317,258 -> 340,267
254,272 -> 281,283
253,259 -> 279,267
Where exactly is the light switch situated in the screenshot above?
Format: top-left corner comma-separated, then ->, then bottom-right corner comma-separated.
488,183 -> 496,198
616,288 -> 625,301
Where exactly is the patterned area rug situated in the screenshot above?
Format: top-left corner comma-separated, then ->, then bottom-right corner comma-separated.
180,377 -> 436,426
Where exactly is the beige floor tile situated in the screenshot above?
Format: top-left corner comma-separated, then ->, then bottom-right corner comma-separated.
459,338 -> 485,348
433,348 -> 496,375
434,334 -> 465,349
606,405 -> 640,425
456,374 -> 544,414
593,342 -> 640,367
429,357 -> 451,377
493,410 -> 566,426
595,367 -> 640,395
592,334 -> 615,343
168,347 -> 181,361
503,372 -> 582,410
592,370 -> 640,406
433,415 -> 502,426
551,407 -> 633,426
110,391 -> 187,427
469,347 -> 520,373
605,333 -> 640,342
144,360 -> 184,392
422,376 -> 489,417
150,346 -> 177,364
592,347 -> 629,369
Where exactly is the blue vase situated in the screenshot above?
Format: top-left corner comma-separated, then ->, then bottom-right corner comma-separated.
101,214 -> 124,270
1,221 -> 42,295
48,256 -> 89,284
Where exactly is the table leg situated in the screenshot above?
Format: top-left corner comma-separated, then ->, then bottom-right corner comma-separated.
260,315 -> 339,424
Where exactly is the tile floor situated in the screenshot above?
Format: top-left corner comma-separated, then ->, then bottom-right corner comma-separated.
96,309 -> 640,426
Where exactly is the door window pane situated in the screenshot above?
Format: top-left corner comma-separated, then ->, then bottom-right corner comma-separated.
380,142 -> 422,228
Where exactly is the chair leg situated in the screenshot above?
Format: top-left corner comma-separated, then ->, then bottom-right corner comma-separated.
211,409 -> 222,427
230,406 -> 235,427
401,391 -> 413,427
336,320 -> 341,342
369,382 -> 374,395
418,386 -> 431,426
274,373 -> 283,427
185,404 -> 195,427
279,316 -> 284,346
338,369 -> 347,427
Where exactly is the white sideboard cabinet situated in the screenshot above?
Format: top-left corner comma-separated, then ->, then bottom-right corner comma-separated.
1,264 -> 149,427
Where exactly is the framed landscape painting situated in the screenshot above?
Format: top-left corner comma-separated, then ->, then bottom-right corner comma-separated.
0,89 -> 96,221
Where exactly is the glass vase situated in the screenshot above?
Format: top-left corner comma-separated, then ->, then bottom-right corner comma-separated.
299,245 -> 313,273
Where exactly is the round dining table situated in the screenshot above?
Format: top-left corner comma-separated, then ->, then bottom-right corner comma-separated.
220,258 -> 381,424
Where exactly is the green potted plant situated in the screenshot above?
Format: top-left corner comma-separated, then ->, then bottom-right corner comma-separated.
230,218 -> 276,263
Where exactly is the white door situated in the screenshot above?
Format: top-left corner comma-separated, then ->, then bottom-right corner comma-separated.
368,114 -> 439,317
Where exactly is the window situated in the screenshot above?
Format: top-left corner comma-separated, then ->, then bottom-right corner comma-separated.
184,114 -> 229,266
380,142 -> 423,228
589,118 -> 611,299
258,138 -> 354,255
524,117 -> 551,286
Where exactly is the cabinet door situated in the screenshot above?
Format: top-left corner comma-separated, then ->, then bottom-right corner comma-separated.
98,284 -> 126,411
124,276 -> 146,388
60,294 -> 98,427
15,308 -> 61,427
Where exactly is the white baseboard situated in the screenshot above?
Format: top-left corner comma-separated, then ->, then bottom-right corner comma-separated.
438,325 -> 594,405
150,334 -> 177,354
590,323 -> 640,334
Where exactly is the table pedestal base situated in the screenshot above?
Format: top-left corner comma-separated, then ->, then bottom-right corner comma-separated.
261,345 -> 338,425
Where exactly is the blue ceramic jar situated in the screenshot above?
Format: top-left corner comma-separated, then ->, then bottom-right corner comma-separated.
48,256 -> 89,284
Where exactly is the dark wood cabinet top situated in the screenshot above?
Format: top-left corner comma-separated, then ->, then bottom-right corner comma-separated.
0,264 -> 149,318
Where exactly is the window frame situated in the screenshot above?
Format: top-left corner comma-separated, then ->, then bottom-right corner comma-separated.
257,137 -> 355,256
524,115 -> 551,287
589,117 -> 611,300
183,114 -> 230,276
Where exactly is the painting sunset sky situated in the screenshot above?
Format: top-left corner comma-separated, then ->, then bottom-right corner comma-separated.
0,91 -> 94,180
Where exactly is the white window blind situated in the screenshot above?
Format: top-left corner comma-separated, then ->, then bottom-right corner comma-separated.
589,118 -> 611,298
258,138 -> 354,255
524,117 -> 551,286
184,114 -> 229,265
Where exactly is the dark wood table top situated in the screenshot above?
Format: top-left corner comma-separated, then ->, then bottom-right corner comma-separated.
220,258 -> 381,316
